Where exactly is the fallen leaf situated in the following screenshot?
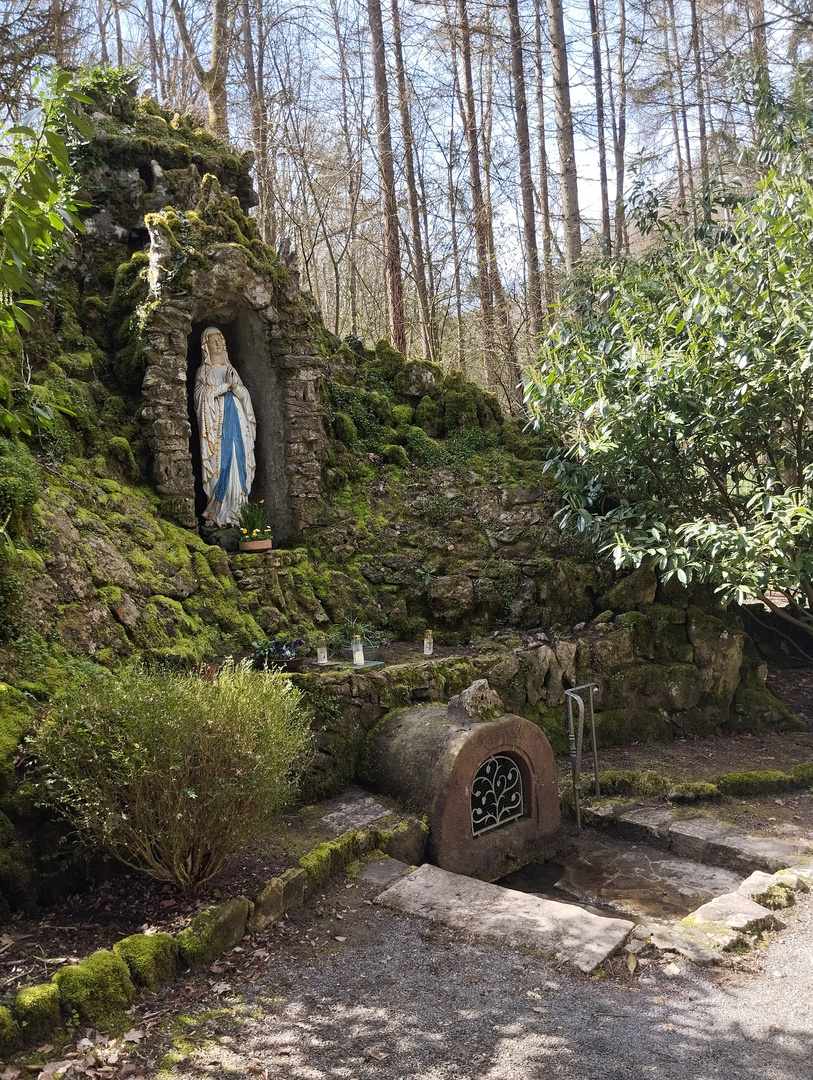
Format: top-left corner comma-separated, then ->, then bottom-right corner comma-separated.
334,936 -> 346,942
627,953 -> 638,974
120,1065 -> 137,1078
211,982 -> 231,995
35,1047 -> 53,1056
75,1042 -> 94,1053
122,1030 -> 143,1044
532,1007 -> 547,1013
366,1049 -> 389,1061
209,965 -> 225,974
3,1068 -> 22,1080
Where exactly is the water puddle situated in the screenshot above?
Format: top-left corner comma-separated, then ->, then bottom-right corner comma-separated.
499,830 -> 744,920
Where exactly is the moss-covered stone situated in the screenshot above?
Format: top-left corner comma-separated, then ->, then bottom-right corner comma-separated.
13,983 -> 60,1040
52,949 -> 136,1024
667,781 -> 720,801
113,933 -> 179,990
788,762 -> 813,787
604,566 -> 657,612
715,770 -> 791,796
0,1004 -> 20,1055
299,830 -> 360,896
176,898 -> 251,972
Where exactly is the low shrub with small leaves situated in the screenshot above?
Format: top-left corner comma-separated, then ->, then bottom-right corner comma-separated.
30,661 -> 311,888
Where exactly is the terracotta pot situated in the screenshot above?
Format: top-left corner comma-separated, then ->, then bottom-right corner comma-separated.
238,539 -> 273,552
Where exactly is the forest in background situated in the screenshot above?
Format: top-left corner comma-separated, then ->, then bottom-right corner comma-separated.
1,0 -> 804,407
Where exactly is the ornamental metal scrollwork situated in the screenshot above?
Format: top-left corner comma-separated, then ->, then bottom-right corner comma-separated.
471,754 -> 523,837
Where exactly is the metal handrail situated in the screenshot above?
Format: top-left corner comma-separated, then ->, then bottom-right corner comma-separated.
564,683 -> 600,834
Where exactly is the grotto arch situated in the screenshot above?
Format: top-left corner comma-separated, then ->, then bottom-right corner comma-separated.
139,224 -> 329,542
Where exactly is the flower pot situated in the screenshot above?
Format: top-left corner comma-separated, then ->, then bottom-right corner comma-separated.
341,645 -> 380,663
238,539 -> 273,552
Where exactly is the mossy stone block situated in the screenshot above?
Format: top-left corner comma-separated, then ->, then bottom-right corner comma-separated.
715,770 -> 790,797
788,762 -> 813,787
300,831 -> 361,898
667,781 -> 720,802
113,933 -> 179,990
52,950 -> 136,1024
0,1004 -> 20,1055
176,898 -> 251,972
14,982 -> 60,1040
247,878 -> 284,933
604,567 -> 657,612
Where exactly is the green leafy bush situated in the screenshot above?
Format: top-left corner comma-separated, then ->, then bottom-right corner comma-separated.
30,661 -> 312,888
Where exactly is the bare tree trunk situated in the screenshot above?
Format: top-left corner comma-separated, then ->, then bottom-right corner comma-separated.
507,0 -> 543,337
666,0 -> 695,212
532,0 -> 553,312
97,0 -> 110,66
447,91 -> 465,372
451,0 -> 498,385
241,0 -> 268,238
688,0 -> 709,188
663,22 -> 687,207
391,0 -> 434,360
366,0 -> 407,354
113,0 -> 124,67
169,0 -> 232,141
143,0 -> 160,94
613,0 -> 627,252
546,0 -> 581,270
588,0 -> 610,250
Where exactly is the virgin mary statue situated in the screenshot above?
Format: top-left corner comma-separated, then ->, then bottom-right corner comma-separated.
194,327 -> 256,527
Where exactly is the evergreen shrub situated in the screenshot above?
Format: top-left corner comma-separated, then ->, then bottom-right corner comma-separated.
30,661 -> 311,888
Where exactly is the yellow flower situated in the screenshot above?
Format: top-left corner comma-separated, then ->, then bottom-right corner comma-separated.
259,499 -> 264,504
252,529 -> 259,536
241,528 -> 247,534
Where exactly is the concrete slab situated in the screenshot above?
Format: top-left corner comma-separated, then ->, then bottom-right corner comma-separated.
321,793 -> 391,836
684,892 -> 776,932
376,863 -> 633,974
359,858 -> 413,889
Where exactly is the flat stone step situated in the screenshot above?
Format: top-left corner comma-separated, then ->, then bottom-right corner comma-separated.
599,806 -> 812,875
376,863 -> 633,974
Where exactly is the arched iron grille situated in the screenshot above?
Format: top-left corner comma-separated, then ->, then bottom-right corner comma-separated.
471,754 -> 523,837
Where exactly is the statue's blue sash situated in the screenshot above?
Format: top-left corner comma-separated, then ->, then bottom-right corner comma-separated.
214,391 -> 247,501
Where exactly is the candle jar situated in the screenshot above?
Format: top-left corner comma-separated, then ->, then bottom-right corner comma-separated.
352,634 -> 365,666
315,635 -> 328,665
424,630 -> 434,656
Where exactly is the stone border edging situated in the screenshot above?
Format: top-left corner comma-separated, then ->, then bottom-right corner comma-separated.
0,816 -> 427,1057
563,762 -> 813,807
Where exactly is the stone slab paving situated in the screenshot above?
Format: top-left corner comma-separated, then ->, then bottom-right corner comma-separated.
607,808 -> 812,874
376,863 -> 634,973
359,856 -> 413,888
506,831 -> 745,920
320,790 -> 391,836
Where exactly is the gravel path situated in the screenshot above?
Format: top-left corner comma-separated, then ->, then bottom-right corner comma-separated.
153,879 -> 813,1080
